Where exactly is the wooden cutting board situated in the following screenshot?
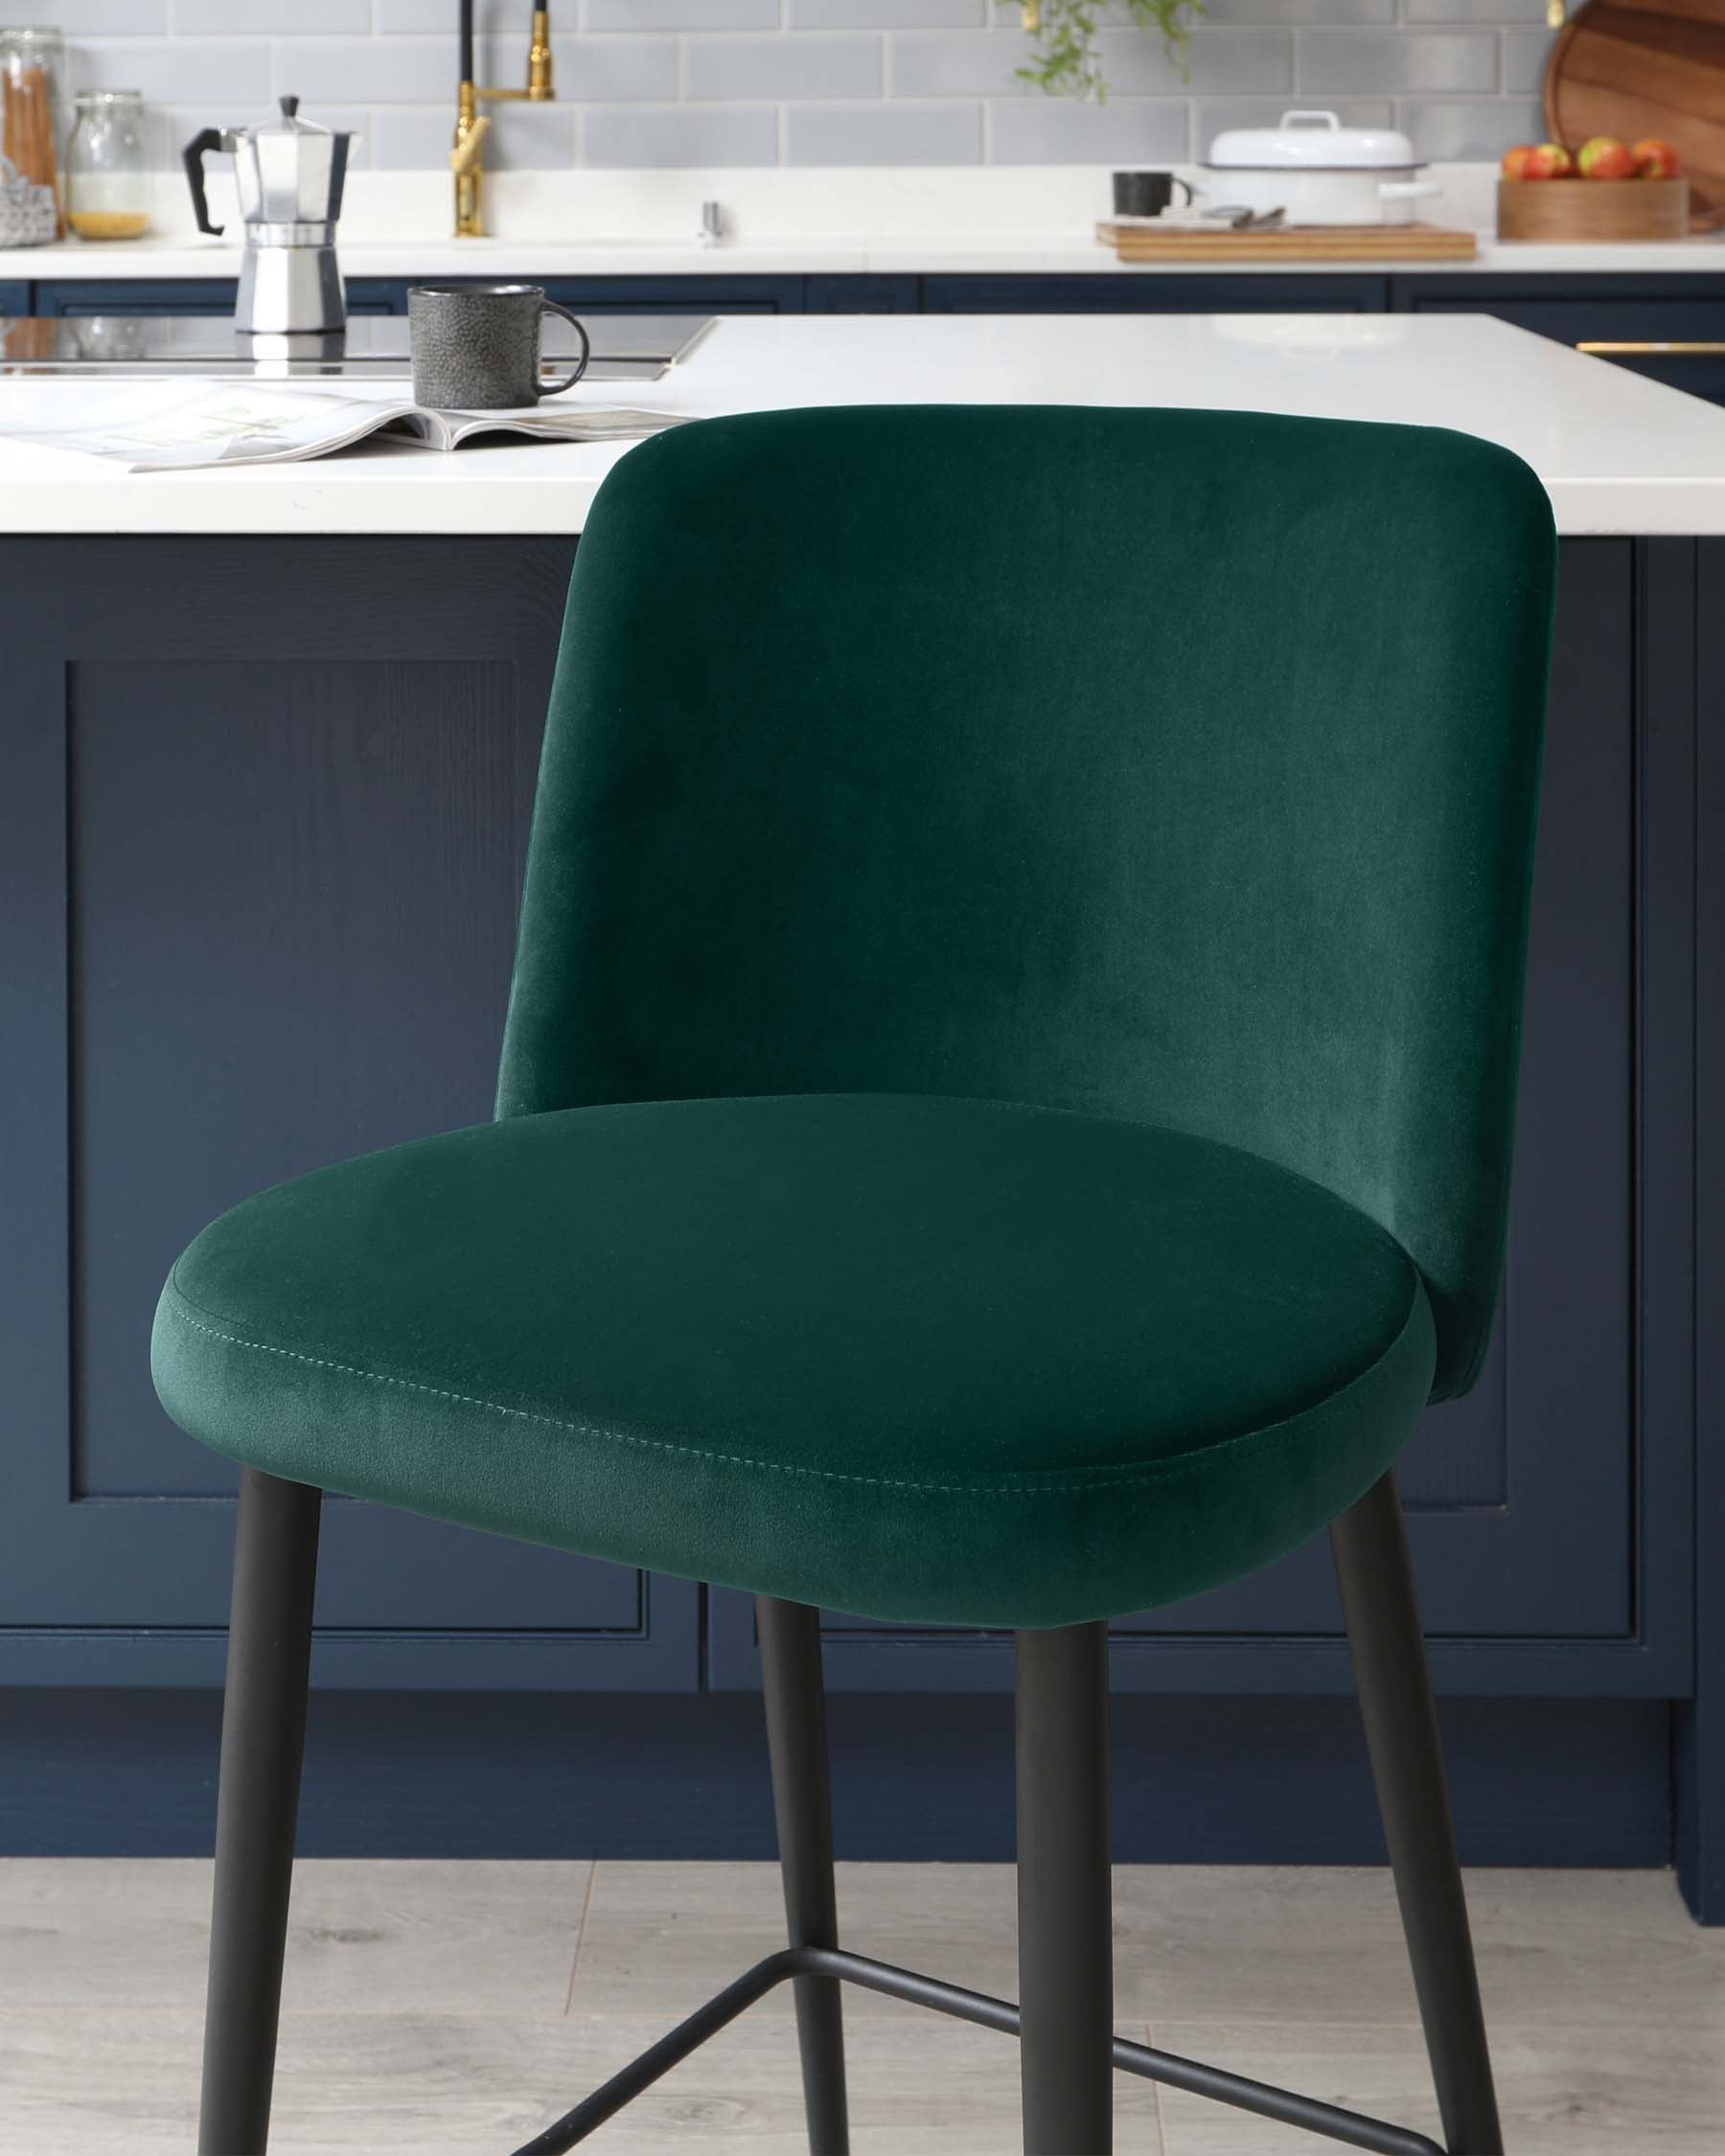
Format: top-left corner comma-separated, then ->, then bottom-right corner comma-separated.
1096,221 -> 1478,262
1546,0 -> 1725,227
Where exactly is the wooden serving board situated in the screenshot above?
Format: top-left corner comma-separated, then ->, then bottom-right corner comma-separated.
1546,0 -> 1725,228
1096,221 -> 1478,262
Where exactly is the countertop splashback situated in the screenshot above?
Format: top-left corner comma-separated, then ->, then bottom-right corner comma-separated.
22,0 -> 1555,172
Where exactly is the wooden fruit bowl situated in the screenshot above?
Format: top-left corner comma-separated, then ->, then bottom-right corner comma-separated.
1498,176 -> 1690,242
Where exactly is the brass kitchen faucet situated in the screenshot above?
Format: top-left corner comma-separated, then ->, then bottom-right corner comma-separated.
452,3 -> 554,239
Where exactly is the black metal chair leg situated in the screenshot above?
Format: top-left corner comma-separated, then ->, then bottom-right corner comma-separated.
198,1467 -> 322,2156
1332,1471 -> 1504,2156
757,1596 -> 850,2156
1015,1621 -> 1114,2156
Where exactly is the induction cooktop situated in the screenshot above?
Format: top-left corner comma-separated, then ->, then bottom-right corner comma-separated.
0,312 -> 715,381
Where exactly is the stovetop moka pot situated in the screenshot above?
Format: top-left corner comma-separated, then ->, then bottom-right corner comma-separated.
183,97 -> 354,335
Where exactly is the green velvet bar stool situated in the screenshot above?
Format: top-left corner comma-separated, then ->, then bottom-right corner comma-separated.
152,404 -> 1555,2156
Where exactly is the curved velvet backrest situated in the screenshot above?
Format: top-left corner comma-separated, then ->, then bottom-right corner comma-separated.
497,406 -> 1555,1401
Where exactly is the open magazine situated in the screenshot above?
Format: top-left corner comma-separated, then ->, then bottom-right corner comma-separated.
7,381 -> 690,472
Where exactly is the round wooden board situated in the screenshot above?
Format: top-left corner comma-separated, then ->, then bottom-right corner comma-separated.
1545,0 -> 1725,228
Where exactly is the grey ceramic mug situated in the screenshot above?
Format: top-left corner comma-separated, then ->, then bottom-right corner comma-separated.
407,283 -> 590,409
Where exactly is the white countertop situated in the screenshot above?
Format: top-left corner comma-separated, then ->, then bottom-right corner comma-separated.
4,310 -> 1724,538
9,165 -> 1725,283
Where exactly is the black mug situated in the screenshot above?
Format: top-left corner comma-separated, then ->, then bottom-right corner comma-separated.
1112,171 -> 1195,218
407,283 -> 591,409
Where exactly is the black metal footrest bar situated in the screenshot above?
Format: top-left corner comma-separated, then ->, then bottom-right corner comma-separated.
510,1943 -> 1446,2156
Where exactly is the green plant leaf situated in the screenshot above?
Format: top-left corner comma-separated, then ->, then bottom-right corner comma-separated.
1020,0 -> 1201,100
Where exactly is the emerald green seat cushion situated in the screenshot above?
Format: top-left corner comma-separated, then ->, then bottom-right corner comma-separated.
152,1091 -> 1435,1630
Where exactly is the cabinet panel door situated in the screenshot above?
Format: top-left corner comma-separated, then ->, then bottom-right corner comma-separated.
347,277 -> 802,317
1400,281 -> 1725,402
34,279 -> 391,318
921,272 -> 1387,313
710,540 -> 1652,1695
33,279 -> 236,317
0,537 -> 698,1691
806,275 -> 919,313
519,277 -> 794,315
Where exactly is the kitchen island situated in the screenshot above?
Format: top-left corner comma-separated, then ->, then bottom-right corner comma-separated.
4,310 -> 1725,533
1,312 -> 1719,1922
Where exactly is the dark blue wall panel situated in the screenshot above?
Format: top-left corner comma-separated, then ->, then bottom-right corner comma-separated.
0,1688 -> 1672,1869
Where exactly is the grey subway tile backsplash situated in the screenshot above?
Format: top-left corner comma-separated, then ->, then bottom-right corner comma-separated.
583,0 -> 778,28
1300,31 -> 1499,96
559,39 -> 679,103
1403,0 -> 1549,17
75,40 -> 271,108
580,103 -> 779,168
1397,97 -> 1545,159
2,0 -> 171,31
276,39 -> 457,105
685,35 -> 883,103
1502,30 -> 1552,97
991,98 -> 1188,166
786,100 -> 983,165
1092,28 -> 1294,97
793,0 -> 985,24
1203,0 -> 1393,18
889,33 -> 1031,100
174,0 -> 372,33
377,0 -> 577,24
43,4 -> 1562,171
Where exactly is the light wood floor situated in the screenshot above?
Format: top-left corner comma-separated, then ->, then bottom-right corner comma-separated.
2,1860 -> 1720,2153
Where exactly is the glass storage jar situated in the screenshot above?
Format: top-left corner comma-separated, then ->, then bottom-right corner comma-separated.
66,87 -> 148,241
0,27 -> 66,238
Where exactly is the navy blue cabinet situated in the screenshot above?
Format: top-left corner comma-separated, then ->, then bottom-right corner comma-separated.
923,271 -> 1384,313
0,537 -> 699,1695
31,278 -> 392,317
807,274 -> 918,312
1394,274 -> 1725,403
26,273 -> 811,319
534,274 -> 802,313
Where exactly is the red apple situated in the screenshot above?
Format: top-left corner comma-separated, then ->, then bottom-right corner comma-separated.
1522,142 -> 1576,179
1576,135 -> 1637,179
1633,137 -> 1683,179
1501,144 -> 1538,180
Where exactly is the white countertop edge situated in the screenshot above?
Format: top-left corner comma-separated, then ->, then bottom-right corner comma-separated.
4,474 -> 1722,539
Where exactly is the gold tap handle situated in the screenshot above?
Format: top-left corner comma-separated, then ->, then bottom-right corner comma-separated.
450,111 -> 491,173
479,6 -> 555,102
527,6 -> 553,99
